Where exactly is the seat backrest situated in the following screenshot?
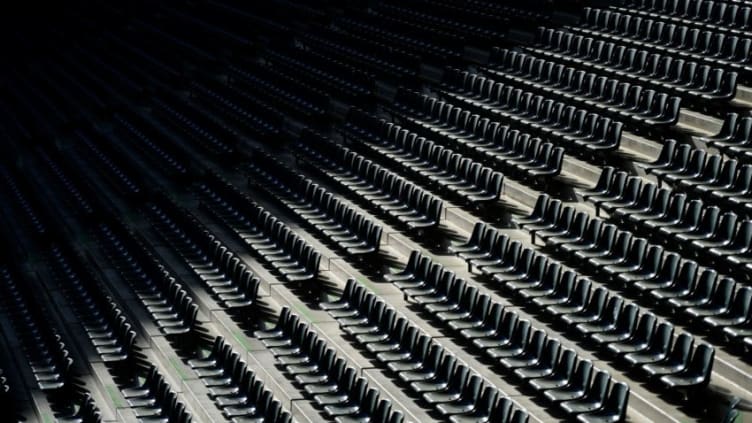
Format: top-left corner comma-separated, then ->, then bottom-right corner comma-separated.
554,206 -> 575,230
472,295 -> 492,320
689,344 -> 715,385
617,303 -> 640,333
651,139 -> 676,166
512,319 -> 532,348
604,382 -> 630,421
668,333 -> 694,365
462,374 -> 484,403
732,164 -> 752,191
587,370 -> 612,404
710,278 -> 736,309
602,295 -> 625,323
585,287 -> 609,316
488,395 -> 512,421
526,329 -> 547,358
449,365 -> 471,391
498,310 -> 519,339
571,359 -> 594,390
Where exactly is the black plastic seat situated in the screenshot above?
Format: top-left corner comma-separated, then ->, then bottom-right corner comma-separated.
499,329 -> 547,371
560,371 -> 611,416
660,344 -> 714,398
435,375 -> 485,416
667,269 -> 718,310
421,365 -> 471,403
513,339 -> 562,381
485,319 -> 532,359
685,278 -> 735,321
576,381 -> 629,423
543,360 -> 594,403
624,323 -> 674,368
703,287 -> 752,330
447,386 -> 499,423
642,333 -> 694,378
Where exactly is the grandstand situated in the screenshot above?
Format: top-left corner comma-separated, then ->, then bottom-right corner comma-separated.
0,0 -> 751,421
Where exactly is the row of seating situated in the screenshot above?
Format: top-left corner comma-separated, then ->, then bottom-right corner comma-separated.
48,245 -> 137,362
386,253 -> 631,420
451,221 -> 718,391
148,196 -> 264,302
295,133 -> 444,231
190,80 -> 285,144
373,93 -> 566,186
320,280 -> 532,423
526,27 -> 736,115
36,150 -> 97,217
264,48 -> 374,104
148,1 -> 232,50
576,7 -> 749,73
373,1 -> 507,47
228,62 -> 330,124
336,14 -> 463,64
75,130 -> 143,198
345,14 -> 459,64
255,308 -> 405,422
0,166 -> 182,420
0,369 -> 9,411
400,0 -> 548,28
151,95 -> 237,158
341,110 -> 506,204
644,140 -> 752,212
518,196 -> 751,353
337,0 -> 541,67
97,221 -> 200,335
447,0 -> 550,27
222,61 -> 323,123
114,113 -> 190,180
484,49 -> 682,135
186,337 -> 292,422
121,366 -> 193,422
616,1 -> 752,36
198,173 -> 322,282
582,7 -> 733,55
244,154 -> 383,256
0,166 -> 47,238
393,87 -> 623,164
198,73 -> 292,132
440,83 -> 625,156
299,30 -> 420,82
63,394 -> 103,423
154,3 -> 253,55
700,112 -> 752,162
191,0 -> 294,41
564,10 -> 743,99
7,0 -> 750,420
2,31 -> 294,422
582,166 -> 752,275
0,266 -> 73,390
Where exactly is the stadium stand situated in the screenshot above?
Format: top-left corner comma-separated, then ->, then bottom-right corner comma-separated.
1,0 -> 752,421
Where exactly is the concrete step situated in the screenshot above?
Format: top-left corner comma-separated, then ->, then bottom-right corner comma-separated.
731,84 -> 752,109
677,109 -> 724,137
560,155 -> 601,188
620,131 -> 663,163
